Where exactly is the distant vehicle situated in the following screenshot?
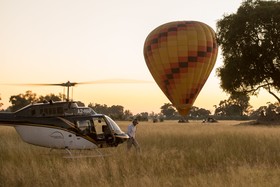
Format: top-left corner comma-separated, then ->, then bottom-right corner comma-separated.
178,118 -> 188,123
202,117 -> 218,123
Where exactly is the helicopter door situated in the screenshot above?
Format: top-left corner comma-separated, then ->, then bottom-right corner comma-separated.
93,118 -> 113,143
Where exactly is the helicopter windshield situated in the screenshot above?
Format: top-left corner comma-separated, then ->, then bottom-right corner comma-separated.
105,115 -> 123,134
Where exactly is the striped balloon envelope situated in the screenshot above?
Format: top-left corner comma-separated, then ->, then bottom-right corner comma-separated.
143,21 -> 218,116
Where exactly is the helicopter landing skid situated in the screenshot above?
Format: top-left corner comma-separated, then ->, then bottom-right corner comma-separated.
47,148 -> 111,158
62,148 -> 112,159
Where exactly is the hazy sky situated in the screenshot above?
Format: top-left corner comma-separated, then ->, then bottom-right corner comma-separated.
0,0 -> 276,114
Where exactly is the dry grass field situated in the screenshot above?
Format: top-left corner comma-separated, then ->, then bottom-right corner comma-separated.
1,120 -> 280,187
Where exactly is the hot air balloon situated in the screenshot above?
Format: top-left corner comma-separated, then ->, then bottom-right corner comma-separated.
143,21 -> 218,116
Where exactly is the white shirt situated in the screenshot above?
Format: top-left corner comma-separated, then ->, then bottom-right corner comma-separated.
127,124 -> 137,138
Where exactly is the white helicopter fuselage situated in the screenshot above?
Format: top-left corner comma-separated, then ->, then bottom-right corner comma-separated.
15,125 -> 98,149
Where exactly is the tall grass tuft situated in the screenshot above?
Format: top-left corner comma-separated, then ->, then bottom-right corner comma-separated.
1,121 -> 280,186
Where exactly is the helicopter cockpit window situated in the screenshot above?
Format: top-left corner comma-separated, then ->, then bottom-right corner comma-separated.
92,118 -> 107,135
76,120 -> 92,134
105,115 -> 123,134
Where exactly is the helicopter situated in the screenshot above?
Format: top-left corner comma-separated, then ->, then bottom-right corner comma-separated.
0,81 -> 142,156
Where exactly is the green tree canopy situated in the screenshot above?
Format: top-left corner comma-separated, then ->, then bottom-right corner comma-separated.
250,102 -> 280,121
214,93 -> 251,117
216,0 -> 280,102
8,90 -> 37,112
7,91 -> 63,112
188,106 -> 211,119
88,103 -> 126,120
38,93 -> 64,103
160,103 -> 177,119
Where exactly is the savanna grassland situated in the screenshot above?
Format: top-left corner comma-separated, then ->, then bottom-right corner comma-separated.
1,121 -> 280,187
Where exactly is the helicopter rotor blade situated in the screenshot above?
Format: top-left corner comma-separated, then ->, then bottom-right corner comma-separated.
16,83 -> 64,86
1,79 -> 153,101
77,79 -> 153,85
2,82 -> 78,87
2,79 -> 152,87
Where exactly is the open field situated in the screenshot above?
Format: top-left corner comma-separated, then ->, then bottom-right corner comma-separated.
1,120 -> 280,186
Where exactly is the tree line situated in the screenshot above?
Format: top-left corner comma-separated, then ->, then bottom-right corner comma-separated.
0,90 -> 279,121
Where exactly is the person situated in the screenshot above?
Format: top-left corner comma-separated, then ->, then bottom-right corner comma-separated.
127,119 -> 141,152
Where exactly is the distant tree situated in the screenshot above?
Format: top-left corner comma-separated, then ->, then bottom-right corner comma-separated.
38,93 -> 64,103
108,105 -> 124,120
7,91 -> 67,112
214,93 -> 251,117
88,103 -> 125,120
249,106 -> 267,119
0,96 -> 3,110
214,100 -> 238,116
149,111 -> 163,122
216,0 -> 280,103
8,90 -> 37,112
189,106 -> 211,119
264,102 -> 280,118
149,111 -> 157,120
250,102 -> 280,121
134,112 -> 149,121
124,109 -> 133,120
160,103 -> 176,119
88,103 -> 109,114
229,93 -> 251,116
